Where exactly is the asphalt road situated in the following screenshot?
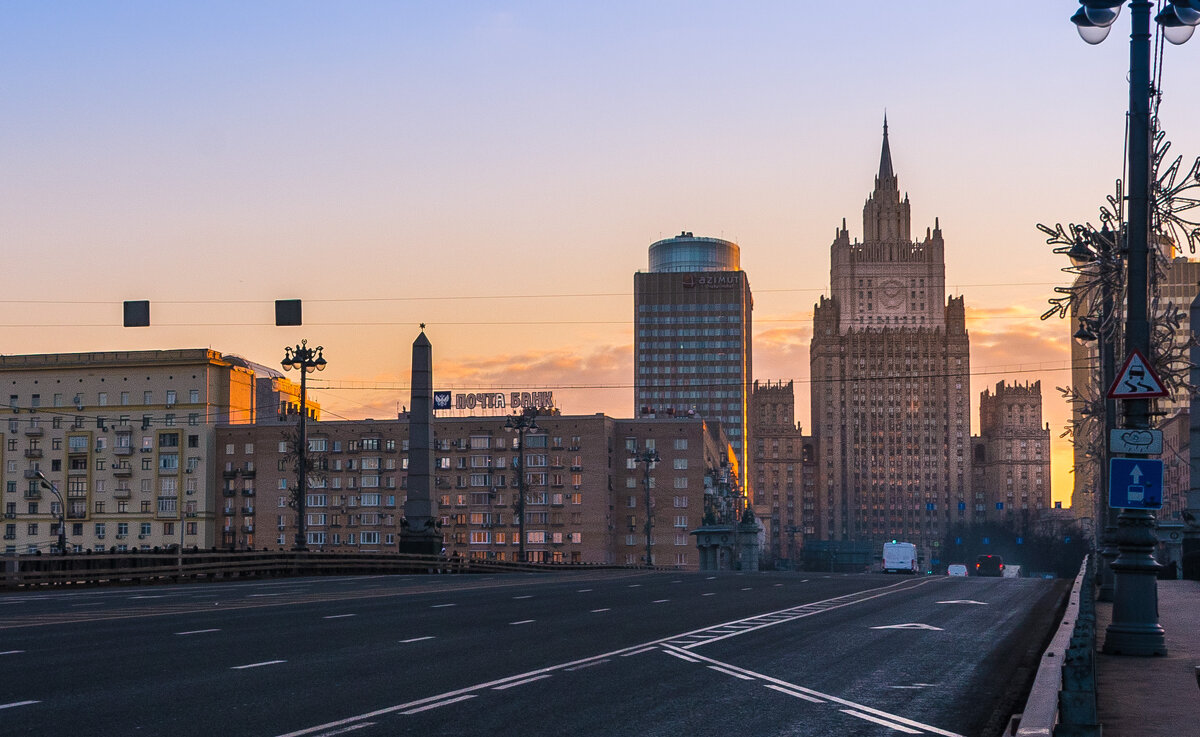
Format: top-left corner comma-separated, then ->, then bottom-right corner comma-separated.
0,570 -> 1066,736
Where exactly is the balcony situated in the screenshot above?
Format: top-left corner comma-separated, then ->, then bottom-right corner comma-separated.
223,488 -> 236,497
23,490 -> 41,500
24,449 -> 43,459
113,467 -> 133,478
23,469 -> 41,479
242,507 -> 255,515
23,426 -> 43,437
113,446 -> 133,456
242,488 -> 256,497
114,488 -> 132,499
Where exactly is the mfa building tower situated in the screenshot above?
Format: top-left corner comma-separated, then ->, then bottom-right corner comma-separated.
810,121 -> 971,550
635,233 -> 753,493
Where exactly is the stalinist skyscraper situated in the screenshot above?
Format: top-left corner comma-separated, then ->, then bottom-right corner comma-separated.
810,120 -> 971,551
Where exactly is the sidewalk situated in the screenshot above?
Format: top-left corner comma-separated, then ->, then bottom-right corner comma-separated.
1096,579 -> 1200,736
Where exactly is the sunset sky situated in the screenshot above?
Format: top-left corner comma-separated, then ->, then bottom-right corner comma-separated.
3,2 -> 1200,508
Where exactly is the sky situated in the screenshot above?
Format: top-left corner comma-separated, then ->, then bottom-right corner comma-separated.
3,2 -> 1200,508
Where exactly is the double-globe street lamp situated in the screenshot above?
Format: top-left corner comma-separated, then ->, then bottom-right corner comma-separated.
505,408 -> 540,563
631,446 -> 661,567
34,470 -> 67,555
1070,0 -> 1200,655
281,339 -> 327,552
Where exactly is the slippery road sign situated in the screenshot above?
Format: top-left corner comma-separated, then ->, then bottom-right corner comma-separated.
1107,350 -> 1168,399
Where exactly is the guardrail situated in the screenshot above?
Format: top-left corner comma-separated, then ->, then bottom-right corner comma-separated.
1,550 -> 632,589
1011,556 -> 1098,736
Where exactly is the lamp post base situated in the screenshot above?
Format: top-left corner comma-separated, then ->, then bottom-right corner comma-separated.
1103,509 -> 1166,656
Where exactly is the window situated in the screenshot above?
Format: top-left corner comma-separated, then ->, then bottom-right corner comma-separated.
360,531 -> 380,544
674,438 -> 688,450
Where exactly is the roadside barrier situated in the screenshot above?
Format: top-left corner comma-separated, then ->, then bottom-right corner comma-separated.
0,550 -> 633,588
1011,557 -> 1098,736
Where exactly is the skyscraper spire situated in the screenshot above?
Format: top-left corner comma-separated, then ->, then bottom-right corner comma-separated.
878,113 -> 894,181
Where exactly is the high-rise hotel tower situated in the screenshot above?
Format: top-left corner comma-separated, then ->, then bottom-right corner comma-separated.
810,122 -> 971,549
635,232 -> 753,492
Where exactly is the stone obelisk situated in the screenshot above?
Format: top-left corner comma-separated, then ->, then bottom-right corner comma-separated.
399,329 -> 441,556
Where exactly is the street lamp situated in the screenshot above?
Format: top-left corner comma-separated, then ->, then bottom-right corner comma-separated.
34,471 -> 66,555
281,339 -> 327,552
504,408 -> 539,563
630,446 -> 661,567
1069,0 -> 1200,656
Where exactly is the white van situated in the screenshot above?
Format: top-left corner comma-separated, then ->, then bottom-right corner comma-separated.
947,564 -> 968,577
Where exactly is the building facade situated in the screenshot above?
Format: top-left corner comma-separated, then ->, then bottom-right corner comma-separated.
634,232 -> 753,501
215,414 -> 730,568
809,122 -> 972,550
971,381 -> 1052,533
0,350 -> 292,555
751,380 -> 815,564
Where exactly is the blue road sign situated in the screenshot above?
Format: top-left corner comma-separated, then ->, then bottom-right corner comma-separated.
1109,457 -> 1164,509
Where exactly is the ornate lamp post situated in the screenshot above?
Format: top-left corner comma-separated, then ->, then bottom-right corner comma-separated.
505,408 -> 539,563
281,339 -> 326,552
1070,0 -> 1200,656
631,446 -> 661,567
34,471 -> 66,555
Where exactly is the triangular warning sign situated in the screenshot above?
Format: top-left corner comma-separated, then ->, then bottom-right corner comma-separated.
1107,350 -> 1168,399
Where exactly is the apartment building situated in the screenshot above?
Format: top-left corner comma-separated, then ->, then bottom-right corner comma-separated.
0,350 -> 297,554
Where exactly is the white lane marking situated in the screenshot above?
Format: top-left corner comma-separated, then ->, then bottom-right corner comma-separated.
705,576 -> 716,580
764,684 -> 825,703
671,580 -> 682,583
513,595 -> 533,599
664,650 -> 699,663
774,583 -> 784,587
510,619 -> 535,625
627,584 -> 642,587
576,588 -> 592,592
323,614 -> 357,620
399,637 -> 434,643
936,600 -> 988,605
175,629 -> 220,636
741,587 -> 752,591
400,695 -> 476,714
841,709 -> 922,734
591,608 -> 610,613
668,646 -> 962,737
621,647 -> 657,657
310,723 -> 376,736
0,701 -> 40,710
491,674 -> 552,691
564,659 -> 609,672
275,579 -> 949,737
129,595 -> 170,599
1,650 -> 26,655
431,603 -> 456,608
232,660 -> 286,670
653,599 -> 669,603
70,602 -> 104,607
871,623 -> 944,631
681,580 -> 939,649
702,593 -> 716,597
707,665 -> 754,680
248,593 -> 282,598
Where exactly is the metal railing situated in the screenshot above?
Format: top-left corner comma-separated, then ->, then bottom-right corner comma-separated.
1,550 -> 631,588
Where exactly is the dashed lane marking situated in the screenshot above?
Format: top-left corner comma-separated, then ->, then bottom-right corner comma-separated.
323,614 -> 357,620
231,660 -> 286,670
0,701 -> 40,710
590,608 -> 610,613
510,619 -> 535,625
175,629 -> 220,635
707,665 -> 754,680
430,603 -> 456,608
399,637 -> 434,643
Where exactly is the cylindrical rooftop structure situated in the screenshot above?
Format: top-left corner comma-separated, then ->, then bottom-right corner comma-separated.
649,231 -> 740,273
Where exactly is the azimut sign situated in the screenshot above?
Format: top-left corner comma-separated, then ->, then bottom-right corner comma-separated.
682,274 -> 739,288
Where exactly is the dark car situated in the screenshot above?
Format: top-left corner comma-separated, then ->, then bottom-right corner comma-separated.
975,554 -> 1004,577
